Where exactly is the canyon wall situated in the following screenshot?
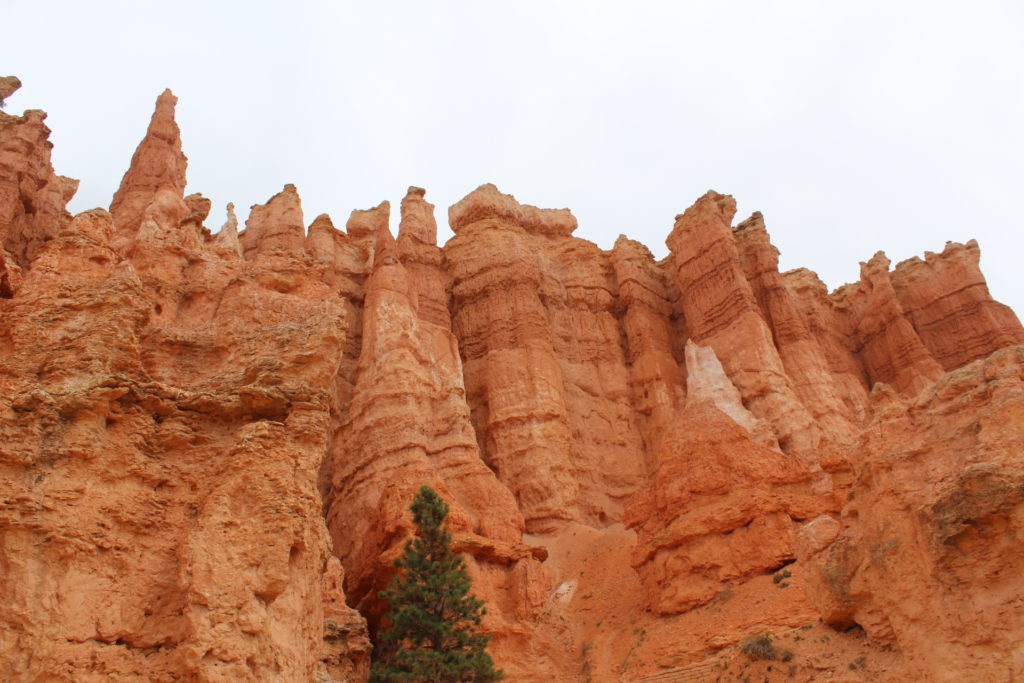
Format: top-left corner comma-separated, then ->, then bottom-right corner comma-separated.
2,81 -> 1023,681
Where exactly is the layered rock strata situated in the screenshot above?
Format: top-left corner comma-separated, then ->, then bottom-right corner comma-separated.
446,184 -> 647,533
2,81 -> 1023,682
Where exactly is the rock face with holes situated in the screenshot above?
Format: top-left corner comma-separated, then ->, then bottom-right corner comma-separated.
1,80 -> 1023,682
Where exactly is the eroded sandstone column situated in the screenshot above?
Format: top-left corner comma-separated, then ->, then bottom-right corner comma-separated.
733,212 -> 858,442
445,184 -> 646,530
665,190 -> 821,455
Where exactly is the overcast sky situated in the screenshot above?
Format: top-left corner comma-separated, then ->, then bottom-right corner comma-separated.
6,1 -> 1023,315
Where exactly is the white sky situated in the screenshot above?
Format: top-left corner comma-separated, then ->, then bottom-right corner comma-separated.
6,1 -> 1023,316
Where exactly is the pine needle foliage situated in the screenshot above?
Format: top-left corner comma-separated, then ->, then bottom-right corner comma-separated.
370,486 -> 503,683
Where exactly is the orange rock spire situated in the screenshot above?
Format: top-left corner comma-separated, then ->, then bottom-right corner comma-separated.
109,89 -> 188,243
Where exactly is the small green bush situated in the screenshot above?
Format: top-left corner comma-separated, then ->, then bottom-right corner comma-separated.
772,568 -> 792,584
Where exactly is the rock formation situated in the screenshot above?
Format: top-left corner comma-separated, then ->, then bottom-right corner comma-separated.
2,81 -> 1023,681
805,347 -> 1024,681
0,76 -> 78,268
1,87 -> 363,682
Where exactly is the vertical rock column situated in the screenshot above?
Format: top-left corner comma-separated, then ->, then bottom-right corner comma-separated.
782,268 -> 872,421
610,235 -> 686,465
733,212 -> 859,441
325,200 -> 563,680
444,186 -> 581,531
665,191 -> 820,454
841,252 -> 944,395
444,184 -> 649,529
109,89 -> 187,247
324,216 -> 525,594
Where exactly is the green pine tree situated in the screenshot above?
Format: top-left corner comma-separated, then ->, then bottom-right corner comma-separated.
370,486 -> 504,683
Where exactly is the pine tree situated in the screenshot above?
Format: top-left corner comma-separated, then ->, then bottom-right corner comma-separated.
370,486 -> 503,683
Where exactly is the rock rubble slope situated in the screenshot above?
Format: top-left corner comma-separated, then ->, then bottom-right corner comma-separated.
2,82 -> 1023,682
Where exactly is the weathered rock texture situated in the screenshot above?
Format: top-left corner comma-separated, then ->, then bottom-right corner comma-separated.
0,76 -> 78,269
2,81 -> 1023,682
806,348 -> 1024,681
1,88 -> 366,682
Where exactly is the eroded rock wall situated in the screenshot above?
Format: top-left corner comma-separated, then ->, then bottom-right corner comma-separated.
806,348 -> 1024,681
2,81 -> 1023,682
0,90 -> 369,682
0,77 -> 77,269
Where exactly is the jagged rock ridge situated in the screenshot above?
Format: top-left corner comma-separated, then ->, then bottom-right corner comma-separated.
1,82 -> 1023,682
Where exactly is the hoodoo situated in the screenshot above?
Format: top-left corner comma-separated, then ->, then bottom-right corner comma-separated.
2,83 -> 1023,682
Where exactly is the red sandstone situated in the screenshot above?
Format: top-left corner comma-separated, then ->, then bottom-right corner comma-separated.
1,81 -> 1023,682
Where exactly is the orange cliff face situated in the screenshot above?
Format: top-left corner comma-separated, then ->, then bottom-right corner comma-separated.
1,81 -> 1023,682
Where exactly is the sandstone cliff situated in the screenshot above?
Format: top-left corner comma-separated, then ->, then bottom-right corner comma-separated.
2,81 -> 1022,682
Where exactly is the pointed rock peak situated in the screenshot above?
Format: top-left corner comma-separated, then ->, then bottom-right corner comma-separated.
346,200 -> 390,242
373,223 -> 399,267
892,240 -> 984,281
152,89 -> 178,126
308,213 -> 336,234
264,183 -> 301,210
734,211 -> 766,233
934,239 -> 979,264
306,213 -> 345,263
399,186 -> 437,245
213,203 -> 241,253
142,88 -> 182,149
109,89 -> 188,238
861,251 -> 891,277
448,183 -> 576,237
0,76 -> 22,103
239,184 -> 306,257
702,189 -> 737,213
224,202 -> 238,230
733,211 -> 781,267
612,234 -> 653,260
